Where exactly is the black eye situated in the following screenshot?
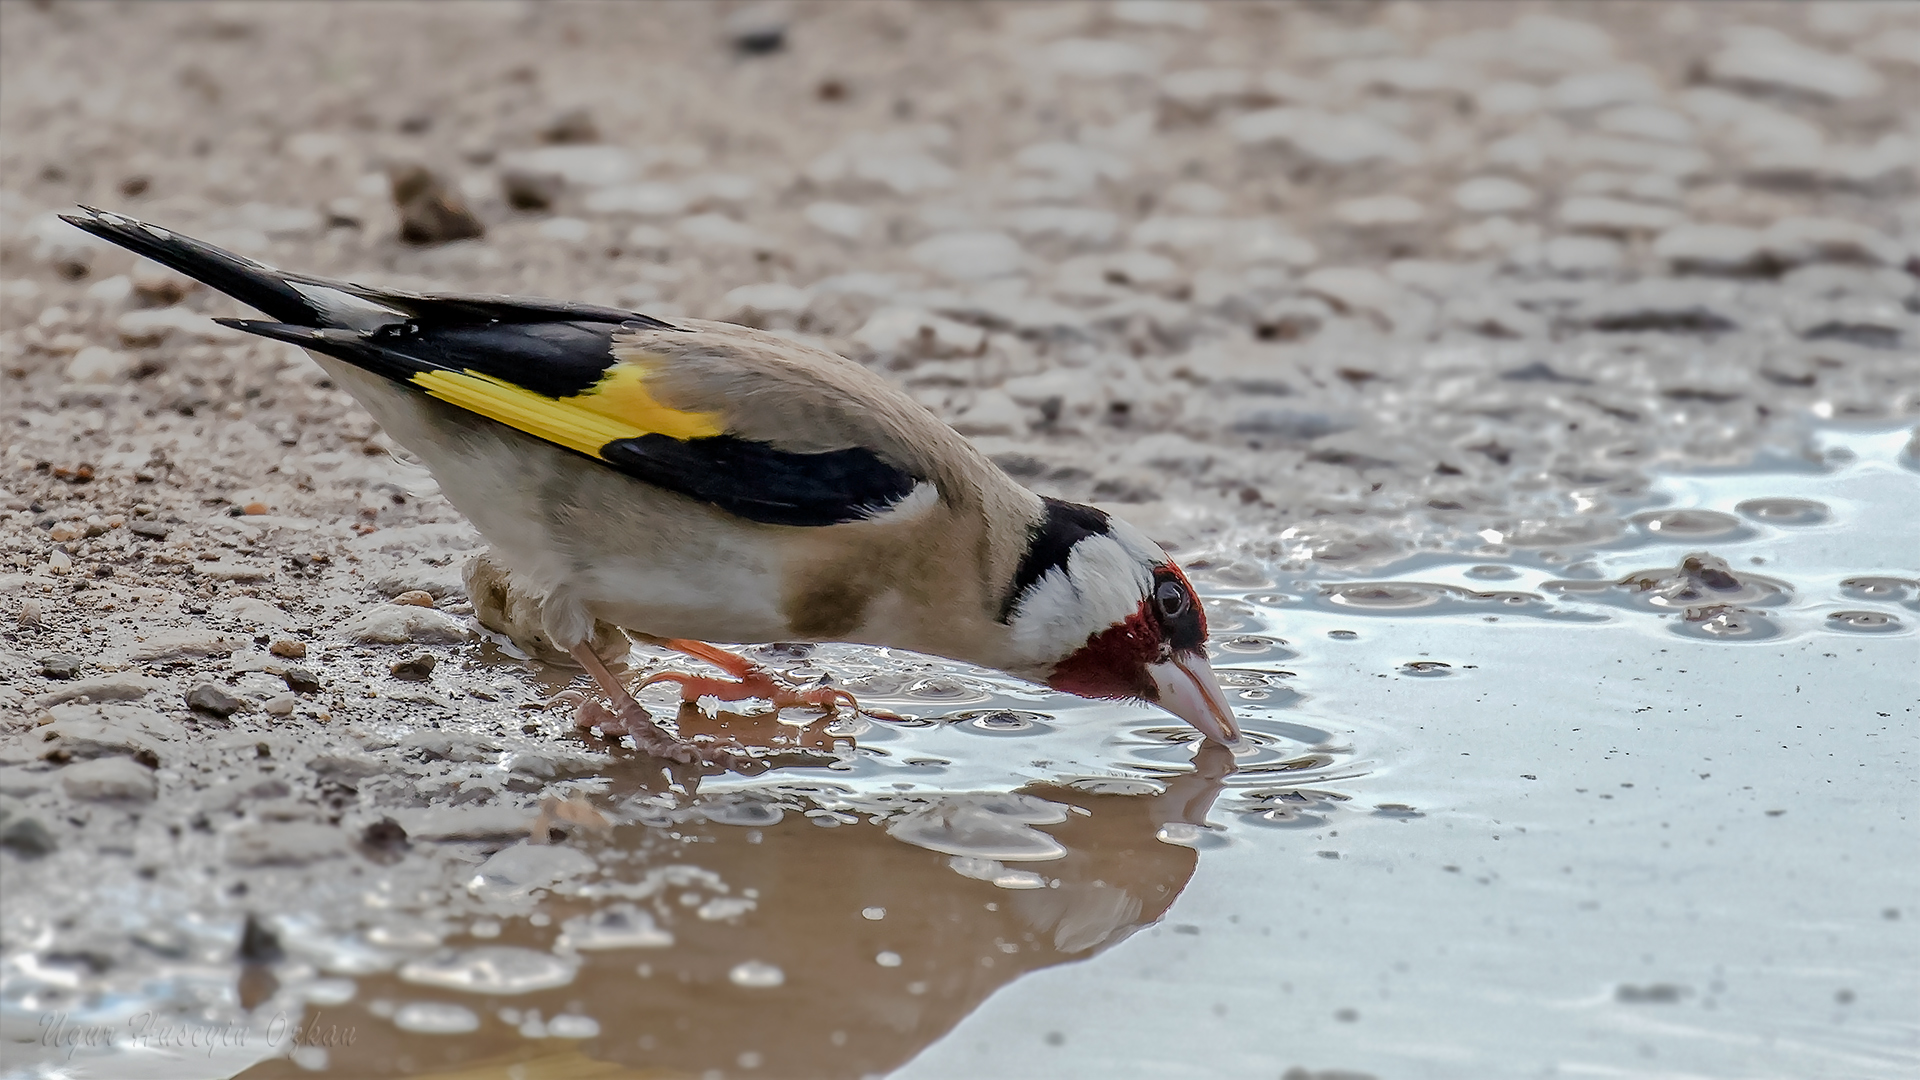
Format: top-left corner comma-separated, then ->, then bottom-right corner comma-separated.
1155,579 -> 1188,618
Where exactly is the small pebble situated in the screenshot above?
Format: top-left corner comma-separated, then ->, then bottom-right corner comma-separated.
60,757 -> 158,802
282,667 -> 322,694
187,683 -> 245,718
269,639 -> 307,659
390,653 -> 437,681
389,164 -> 485,246
391,590 -> 437,608
41,653 -> 83,680
261,694 -> 297,717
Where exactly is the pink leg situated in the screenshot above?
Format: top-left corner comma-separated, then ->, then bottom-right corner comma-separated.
635,638 -> 859,714
567,642 -> 737,767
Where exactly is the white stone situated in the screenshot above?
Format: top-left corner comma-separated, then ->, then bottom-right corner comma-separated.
722,282 -> 811,325
676,214 -> 767,249
1549,66 -> 1663,111
340,606 -> 473,645
1111,0 -> 1207,30
84,275 -> 133,308
1333,195 -> 1425,228
115,307 -> 244,346
1159,68 -> 1253,114
1558,196 -> 1683,235
1004,206 -> 1118,248
803,201 -> 869,240
1014,142 -> 1131,188
1595,105 -> 1695,144
583,183 -> 688,217
65,346 -> 135,384
535,217 -> 591,243
952,390 -> 1028,437
910,231 -> 1024,281
1230,107 -> 1421,166
852,307 -> 986,359
1654,224 -> 1768,275
1706,25 -> 1884,101
1474,81 -> 1543,116
60,757 -> 157,802
1046,38 -> 1157,78
498,146 -> 642,189
1543,235 -> 1625,276
1452,176 -> 1535,214
1763,217 -> 1906,268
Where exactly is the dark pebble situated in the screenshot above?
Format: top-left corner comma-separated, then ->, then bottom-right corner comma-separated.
186,683 -> 244,717
389,654 -> 437,680
129,520 -> 169,539
281,667 -> 322,694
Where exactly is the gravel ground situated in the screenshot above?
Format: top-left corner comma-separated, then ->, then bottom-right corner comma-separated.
1,1 -> 1917,1076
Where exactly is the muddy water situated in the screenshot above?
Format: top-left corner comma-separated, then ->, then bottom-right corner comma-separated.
8,424 -> 1916,1080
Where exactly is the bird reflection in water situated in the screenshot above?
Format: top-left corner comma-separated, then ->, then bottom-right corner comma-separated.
235,715 -> 1238,1080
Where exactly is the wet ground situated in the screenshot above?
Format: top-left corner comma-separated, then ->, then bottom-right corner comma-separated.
5,426 -> 1914,1079
3,2 -> 1919,1078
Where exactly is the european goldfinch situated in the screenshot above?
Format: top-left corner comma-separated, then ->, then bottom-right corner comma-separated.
63,208 -> 1241,762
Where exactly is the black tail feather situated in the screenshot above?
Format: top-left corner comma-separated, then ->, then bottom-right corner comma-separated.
60,206 -> 322,326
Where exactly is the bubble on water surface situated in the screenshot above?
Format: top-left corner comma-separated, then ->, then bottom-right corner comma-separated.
1840,577 -> 1919,605
1827,610 -> 1902,633
947,709 -> 1053,736
1214,635 -> 1295,660
392,1001 -> 479,1034
467,844 -> 598,901
1326,582 -> 1445,611
555,904 -> 673,951
1736,498 -> 1830,525
1601,554 -> 1792,613
399,947 -> 578,995
1466,565 -> 1519,580
729,960 -> 784,988
1671,606 -> 1780,642
1399,661 -> 1453,677
949,856 -> 1050,888
1631,509 -> 1746,539
1328,629 -> 1359,640
1155,822 -> 1227,848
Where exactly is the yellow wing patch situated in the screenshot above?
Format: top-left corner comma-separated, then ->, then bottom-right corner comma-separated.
411,361 -> 722,459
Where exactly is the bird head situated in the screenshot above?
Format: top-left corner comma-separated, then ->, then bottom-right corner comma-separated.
1003,500 -> 1242,745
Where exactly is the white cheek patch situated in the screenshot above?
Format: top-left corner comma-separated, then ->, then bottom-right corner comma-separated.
1006,533 -> 1154,668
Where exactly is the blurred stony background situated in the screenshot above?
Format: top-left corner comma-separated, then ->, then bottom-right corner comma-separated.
5,1 -> 1918,570
0,3 -> 1917,1062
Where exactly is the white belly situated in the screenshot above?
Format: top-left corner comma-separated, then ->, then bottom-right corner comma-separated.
314,356 -> 794,644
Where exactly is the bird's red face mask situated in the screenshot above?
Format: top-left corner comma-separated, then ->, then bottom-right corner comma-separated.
1046,563 -> 1242,745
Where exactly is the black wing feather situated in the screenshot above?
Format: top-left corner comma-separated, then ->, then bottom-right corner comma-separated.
67,207 -> 921,529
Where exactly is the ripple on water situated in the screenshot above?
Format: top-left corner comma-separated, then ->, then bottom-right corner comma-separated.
392,1002 -> 480,1035
1736,498 -> 1831,525
1631,509 -> 1747,540
1670,605 -> 1781,642
1318,582 -> 1550,618
1840,577 -> 1919,607
1827,610 -> 1904,633
946,709 -> 1054,736
399,947 -> 579,995
1399,661 -> 1453,677
1213,635 -> 1296,661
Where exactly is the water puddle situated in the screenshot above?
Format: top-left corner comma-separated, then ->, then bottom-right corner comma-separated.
3,424 -> 1915,1079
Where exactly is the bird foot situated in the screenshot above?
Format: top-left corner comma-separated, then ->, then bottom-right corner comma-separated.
636,666 -> 858,715
574,698 -> 739,768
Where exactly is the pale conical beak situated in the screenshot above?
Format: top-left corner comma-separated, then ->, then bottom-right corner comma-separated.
1147,652 -> 1242,746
